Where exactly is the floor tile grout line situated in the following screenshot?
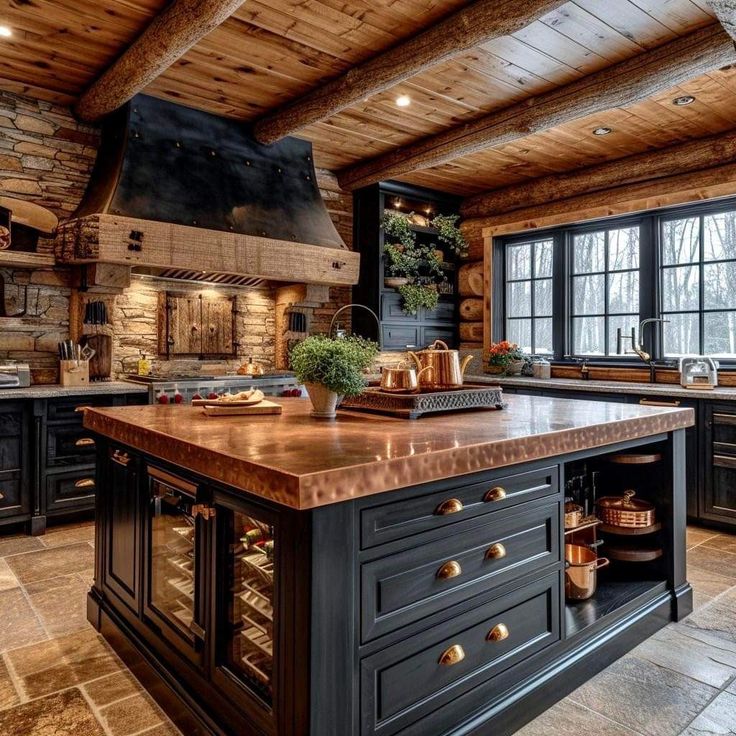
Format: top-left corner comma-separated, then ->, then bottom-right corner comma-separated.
564,696 -> 649,735
0,650 -> 25,709
78,682 -> 117,736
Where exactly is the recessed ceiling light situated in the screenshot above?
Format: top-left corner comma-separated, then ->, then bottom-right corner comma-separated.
673,95 -> 696,106
592,127 -> 613,136
395,95 -> 411,108
0,26 -> 12,38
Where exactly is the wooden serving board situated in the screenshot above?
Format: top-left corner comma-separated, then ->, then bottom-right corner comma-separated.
201,400 -> 282,417
340,384 -> 505,419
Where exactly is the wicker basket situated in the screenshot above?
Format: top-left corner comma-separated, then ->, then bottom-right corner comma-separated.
596,490 -> 655,528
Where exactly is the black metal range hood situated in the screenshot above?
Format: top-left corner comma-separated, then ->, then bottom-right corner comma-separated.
75,94 -> 345,250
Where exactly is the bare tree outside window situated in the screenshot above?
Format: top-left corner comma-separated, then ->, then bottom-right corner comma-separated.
661,212 -> 736,357
505,239 -> 553,354
571,227 -> 640,356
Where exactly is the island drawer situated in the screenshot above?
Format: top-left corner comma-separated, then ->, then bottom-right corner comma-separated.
360,464 -> 559,550
360,572 -> 560,736
361,499 -> 559,641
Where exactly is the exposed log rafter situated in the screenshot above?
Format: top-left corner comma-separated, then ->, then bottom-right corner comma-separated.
709,1 -> 736,42
252,0 -> 563,145
462,128 -> 736,218
75,0 -> 247,122
338,24 -> 736,191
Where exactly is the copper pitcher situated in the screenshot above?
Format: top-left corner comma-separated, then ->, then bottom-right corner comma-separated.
408,340 -> 474,389
380,363 -> 434,393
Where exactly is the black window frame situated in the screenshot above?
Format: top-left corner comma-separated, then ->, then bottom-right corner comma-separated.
659,204 -> 736,359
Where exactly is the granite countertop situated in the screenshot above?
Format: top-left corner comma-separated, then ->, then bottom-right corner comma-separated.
467,374 -> 736,401
84,396 -> 692,510
0,381 -> 149,401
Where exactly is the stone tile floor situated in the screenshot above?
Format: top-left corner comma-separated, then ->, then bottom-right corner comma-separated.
0,521 -> 733,735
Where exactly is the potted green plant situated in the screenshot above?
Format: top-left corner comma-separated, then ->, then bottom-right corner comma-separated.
430,213 -> 468,258
290,335 -> 378,418
381,210 -> 416,249
384,242 -> 419,289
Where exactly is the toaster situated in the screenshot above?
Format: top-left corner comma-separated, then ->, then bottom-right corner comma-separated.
679,357 -> 718,389
0,362 -> 31,388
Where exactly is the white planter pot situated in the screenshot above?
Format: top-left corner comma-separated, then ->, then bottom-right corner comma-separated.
305,382 -> 343,419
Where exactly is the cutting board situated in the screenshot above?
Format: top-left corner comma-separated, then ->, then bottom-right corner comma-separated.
201,400 -> 282,417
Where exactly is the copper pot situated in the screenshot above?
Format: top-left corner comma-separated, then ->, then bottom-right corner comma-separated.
380,363 -> 434,393
565,544 -> 609,601
237,357 -> 264,376
408,340 -> 474,389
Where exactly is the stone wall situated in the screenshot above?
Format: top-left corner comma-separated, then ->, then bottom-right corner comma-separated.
0,91 -> 354,382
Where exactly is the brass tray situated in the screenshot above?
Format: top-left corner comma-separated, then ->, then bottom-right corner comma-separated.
340,384 -> 505,419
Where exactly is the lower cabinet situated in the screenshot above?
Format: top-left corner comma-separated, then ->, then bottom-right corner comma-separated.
0,402 -> 31,524
703,403 -> 736,524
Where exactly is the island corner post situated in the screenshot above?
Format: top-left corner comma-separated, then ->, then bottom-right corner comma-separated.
82,395 -> 692,736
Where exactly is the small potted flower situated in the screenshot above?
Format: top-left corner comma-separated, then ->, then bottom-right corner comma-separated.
486,341 -> 528,375
290,335 -> 378,419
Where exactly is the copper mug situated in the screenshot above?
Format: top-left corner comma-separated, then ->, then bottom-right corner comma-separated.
564,544 -> 609,601
380,363 -> 434,393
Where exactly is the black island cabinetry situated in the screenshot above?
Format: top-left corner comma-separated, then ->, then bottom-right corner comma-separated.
85,399 -> 692,736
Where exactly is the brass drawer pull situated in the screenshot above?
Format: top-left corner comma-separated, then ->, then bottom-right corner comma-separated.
435,498 -> 463,516
112,450 -> 130,467
75,437 -> 95,447
0,491 -> 4,500
74,478 -> 95,489
487,623 -> 509,642
74,405 -> 92,413
485,543 -> 506,560
438,644 -> 465,666
484,486 -> 507,503
436,560 -> 462,580
639,398 -> 680,408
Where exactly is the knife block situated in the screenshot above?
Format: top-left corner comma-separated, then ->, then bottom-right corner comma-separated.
60,360 -> 90,387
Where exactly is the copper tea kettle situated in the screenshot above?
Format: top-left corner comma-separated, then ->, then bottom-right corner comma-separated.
408,340 -> 473,389
380,362 -> 434,393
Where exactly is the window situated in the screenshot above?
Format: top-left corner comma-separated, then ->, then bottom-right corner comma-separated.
504,239 -> 553,354
661,211 -> 736,357
570,226 -> 640,356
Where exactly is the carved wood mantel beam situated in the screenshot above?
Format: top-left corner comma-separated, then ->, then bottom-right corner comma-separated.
75,0 -> 247,122
337,24 -> 736,191
252,0 -> 563,145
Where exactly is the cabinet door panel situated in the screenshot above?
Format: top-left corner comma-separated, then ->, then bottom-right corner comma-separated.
382,325 -> 420,351
104,446 -> 141,613
201,298 -> 235,356
703,404 -> 736,523
46,467 -> 96,514
0,470 -> 26,518
167,296 -> 202,355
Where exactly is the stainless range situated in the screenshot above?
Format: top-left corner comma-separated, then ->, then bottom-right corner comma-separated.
124,372 -> 303,404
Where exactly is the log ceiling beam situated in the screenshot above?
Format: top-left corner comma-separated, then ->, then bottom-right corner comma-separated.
252,0 -> 564,145
709,1 -> 736,42
461,128 -> 736,218
75,0 -> 247,122
337,23 -> 736,191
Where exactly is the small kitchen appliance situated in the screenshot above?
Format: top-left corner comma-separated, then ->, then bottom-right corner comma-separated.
679,356 -> 718,389
0,362 -> 31,388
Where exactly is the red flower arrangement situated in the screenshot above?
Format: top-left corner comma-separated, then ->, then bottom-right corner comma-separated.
486,340 -> 526,367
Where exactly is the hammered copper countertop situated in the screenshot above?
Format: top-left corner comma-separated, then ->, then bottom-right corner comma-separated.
84,396 -> 693,510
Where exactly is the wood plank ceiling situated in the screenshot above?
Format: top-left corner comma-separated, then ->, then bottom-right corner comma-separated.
0,0 -> 732,196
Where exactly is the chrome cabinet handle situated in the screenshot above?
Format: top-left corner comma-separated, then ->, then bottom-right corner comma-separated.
484,486 -> 507,503
74,478 -> 95,489
438,644 -> 465,666
485,543 -> 507,560
487,623 -> 509,642
435,498 -> 463,516
436,560 -> 462,580
75,437 -> 95,447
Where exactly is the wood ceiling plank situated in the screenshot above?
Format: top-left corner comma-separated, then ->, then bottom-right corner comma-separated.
626,0 -> 714,32
75,0 -> 247,121
252,0 -> 565,143
336,24 -> 736,190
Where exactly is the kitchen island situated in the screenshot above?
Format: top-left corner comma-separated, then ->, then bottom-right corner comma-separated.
83,396 -> 693,736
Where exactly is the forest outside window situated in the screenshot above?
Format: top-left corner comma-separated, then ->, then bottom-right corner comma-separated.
504,239 -> 553,354
570,226 -> 640,357
661,211 -> 736,358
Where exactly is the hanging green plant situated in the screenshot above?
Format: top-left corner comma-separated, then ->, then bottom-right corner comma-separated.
384,242 -> 420,277
381,210 -> 416,249
430,213 -> 468,258
397,283 -> 440,316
